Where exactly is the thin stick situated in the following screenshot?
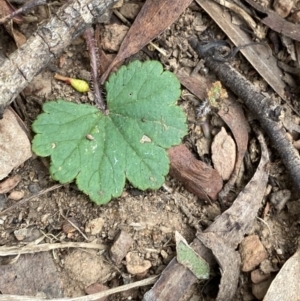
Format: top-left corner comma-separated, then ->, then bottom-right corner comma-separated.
0,0 -> 47,24
0,275 -> 158,301
0,242 -> 106,256
0,184 -> 64,216
83,28 -> 105,111
189,37 -> 300,195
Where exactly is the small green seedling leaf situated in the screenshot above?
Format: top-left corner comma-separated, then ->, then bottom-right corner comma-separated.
175,231 -> 210,279
32,60 -> 187,204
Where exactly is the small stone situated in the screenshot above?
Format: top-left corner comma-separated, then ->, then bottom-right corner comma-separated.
110,230 -> 133,265
8,190 -> 24,201
119,3 -> 141,19
269,189 -> 291,211
252,276 -> 274,300
64,250 -> 111,286
289,10 -> 300,23
240,235 -> 268,272
273,0 -> 293,18
85,217 -> 104,235
102,24 -> 129,52
160,250 -> 168,259
14,227 -> 40,242
126,252 -> 152,275
0,175 -> 21,194
62,218 -> 80,236
28,183 -> 41,193
85,283 -> 109,301
260,259 -> 278,274
251,269 -> 271,284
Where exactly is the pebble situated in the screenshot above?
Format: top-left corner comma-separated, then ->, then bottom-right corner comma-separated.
85,283 -> 109,301
273,0 -> 293,18
102,24 -> 129,52
126,252 -> 152,275
240,235 -> 268,272
85,217 -> 104,236
110,230 -> 133,265
119,3 -> 141,19
28,183 -> 41,193
269,189 -> 291,211
251,269 -> 271,284
8,190 -> 24,201
252,276 -> 274,300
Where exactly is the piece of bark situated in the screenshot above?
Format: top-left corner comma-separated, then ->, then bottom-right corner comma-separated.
168,144 -> 223,201
0,0 -> 118,115
110,230 -> 133,265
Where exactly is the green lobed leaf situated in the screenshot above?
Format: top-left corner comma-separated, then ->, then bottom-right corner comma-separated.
175,232 -> 210,279
32,60 -> 187,204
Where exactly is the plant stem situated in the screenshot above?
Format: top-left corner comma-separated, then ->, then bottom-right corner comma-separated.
84,27 -> 106,112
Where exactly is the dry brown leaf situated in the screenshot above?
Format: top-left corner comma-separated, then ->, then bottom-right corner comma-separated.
100,0 -> 193,83
197,232 -> 241,301
211,127 -> 236,181
5,20 -> 26,47
176,69 -> 211,101
168,144 -> 223,201
177,72 -> 249,197
0,0 -> 22,24
195,131 -> 269,300
195,0 -> 287,101
205,130 -> 269,248
246,0 -> 300,42
218,96 -> 249,198
263,245 -> 300,301
0,108 -> 32,180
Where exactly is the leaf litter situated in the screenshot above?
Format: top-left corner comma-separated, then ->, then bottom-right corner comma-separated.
1,0 -> 297,300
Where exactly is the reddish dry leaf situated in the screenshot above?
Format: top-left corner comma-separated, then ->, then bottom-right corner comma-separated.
0,0 -> 22,24
218,97 -> 249,198
5,21 -> 26,47
168,144 -> 223,201
100,0 -> 193,83
176,69 -> 211,101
